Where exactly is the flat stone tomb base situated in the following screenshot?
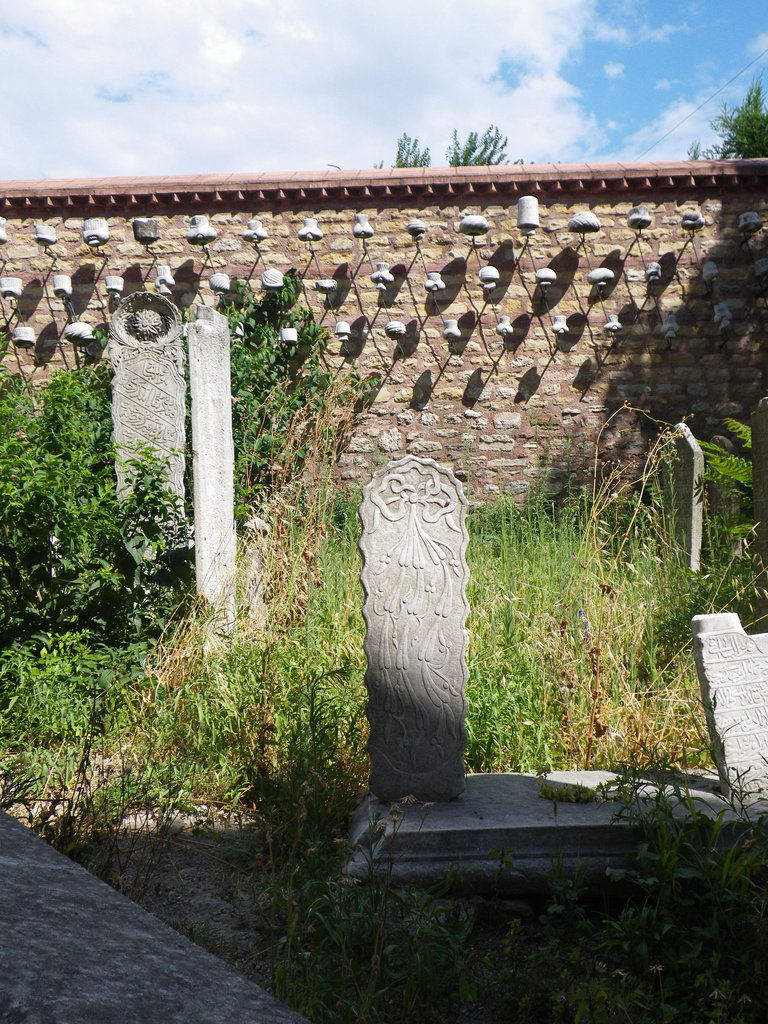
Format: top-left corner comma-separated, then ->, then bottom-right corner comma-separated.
346,771 -> 768,895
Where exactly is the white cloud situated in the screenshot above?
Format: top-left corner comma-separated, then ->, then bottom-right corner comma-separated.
593,24 -> 629,44
748,32 -> 768,55
617,93 -> 719,162
199,21 -> 244,67
593,15 -> 687,47
655,78 -> 672,90
639,21 -> 687,44
0,0 -> 748,178
0,0 -> 608,177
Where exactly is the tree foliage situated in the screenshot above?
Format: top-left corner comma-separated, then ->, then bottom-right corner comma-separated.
689,76 -> 768,159
222,273 -> 371,519
446,124 -> 508,166
389,125 -> 513,167
393,132 -> 431,168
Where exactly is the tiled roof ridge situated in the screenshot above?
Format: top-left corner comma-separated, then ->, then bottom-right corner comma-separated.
1,160 -> 767,208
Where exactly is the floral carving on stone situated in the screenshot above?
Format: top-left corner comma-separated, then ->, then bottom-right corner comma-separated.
109,292 -> 185,500
359,455 -> 469,802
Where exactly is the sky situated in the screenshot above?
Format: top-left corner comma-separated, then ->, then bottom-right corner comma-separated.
0,0 -> 766,181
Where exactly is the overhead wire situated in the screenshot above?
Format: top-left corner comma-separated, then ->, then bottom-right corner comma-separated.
636,42 -> 768,159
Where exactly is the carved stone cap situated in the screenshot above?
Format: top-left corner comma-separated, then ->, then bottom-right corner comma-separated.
110,291 -> 181,350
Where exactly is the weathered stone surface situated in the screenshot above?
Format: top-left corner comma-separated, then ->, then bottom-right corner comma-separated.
377,427 -> 403,453
692,612 -> 768,793
347,770 -> 764,894
663,422 -> 703,571
108,292 -> 185,500
0,812 -> 306,1023
188,305 -> 237,631
359,455 -> 469,802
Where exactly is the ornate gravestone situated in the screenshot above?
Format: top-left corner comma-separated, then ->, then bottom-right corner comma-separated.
187,305 -> 236,631
359,455 -> 469,802
692,612 -> 768,793
663,422 -> 703,572
109,292 -> 185,500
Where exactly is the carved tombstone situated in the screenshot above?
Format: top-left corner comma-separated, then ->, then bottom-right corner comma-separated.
663,422 -> 703,572
187,304 -> 237,631
692,612 -> 768,793
359,455 -> 469,802
108,292 -> 185,501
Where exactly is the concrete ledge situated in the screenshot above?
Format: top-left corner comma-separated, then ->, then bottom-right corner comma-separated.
1,159 -> 766,207
0,812 -> 307,1024
347,771 -> 767,895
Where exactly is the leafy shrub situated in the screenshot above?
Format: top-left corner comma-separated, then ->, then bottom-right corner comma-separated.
0,366 -> 190,647
0,365 -> 191,742
224,274 -> 370,519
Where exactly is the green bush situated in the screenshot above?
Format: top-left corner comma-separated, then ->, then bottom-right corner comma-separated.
0,365 -> 191,744
0,631 -> 141,744
224,273 -> 369,519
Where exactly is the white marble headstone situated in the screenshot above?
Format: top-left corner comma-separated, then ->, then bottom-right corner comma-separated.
359,455 -> 469,802
692,612 -> 768,793
663,422 -> 703,572
188,304 -> 236,632
108,292 -> 185,501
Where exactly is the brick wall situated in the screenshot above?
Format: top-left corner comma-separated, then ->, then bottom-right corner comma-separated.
2,161 -> 767,500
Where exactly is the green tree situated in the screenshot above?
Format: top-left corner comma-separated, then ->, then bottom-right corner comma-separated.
689,76 -> 768,159
393,132 -> 431,168
446,124 -> 508,166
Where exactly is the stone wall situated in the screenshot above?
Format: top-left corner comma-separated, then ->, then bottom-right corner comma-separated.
2,161 -> 768,500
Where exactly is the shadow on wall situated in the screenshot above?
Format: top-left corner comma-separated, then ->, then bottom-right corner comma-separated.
594,194 -> 768,488
2,174 -> 768,498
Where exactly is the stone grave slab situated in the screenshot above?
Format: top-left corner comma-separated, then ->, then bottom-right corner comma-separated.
109,291 -> 186,500
692,611 -> 768,793
0,811 -> 306,1023
346,771 -> 768,895
359,455 -> 469,802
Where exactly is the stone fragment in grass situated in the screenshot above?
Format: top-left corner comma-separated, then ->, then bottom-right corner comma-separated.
692,611 -> 768,794
662,422 -> 703,572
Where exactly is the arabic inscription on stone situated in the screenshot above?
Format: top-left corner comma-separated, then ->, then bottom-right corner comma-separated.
692,612 -> 768,792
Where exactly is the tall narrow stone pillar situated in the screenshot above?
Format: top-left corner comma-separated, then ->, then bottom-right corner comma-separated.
188,305 -> 237,632
751,398 -> 768,627
359,455 -> 469,802
109,292 -> 185,501
663,422 -> 704,572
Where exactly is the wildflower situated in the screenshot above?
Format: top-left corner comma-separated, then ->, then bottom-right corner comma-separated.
579,609 -> 590,643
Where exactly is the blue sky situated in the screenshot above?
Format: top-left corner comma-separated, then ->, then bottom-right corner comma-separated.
0,0 -> 766,180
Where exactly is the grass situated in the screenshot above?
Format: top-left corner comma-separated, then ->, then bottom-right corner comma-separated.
2,441 -> 767,1022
